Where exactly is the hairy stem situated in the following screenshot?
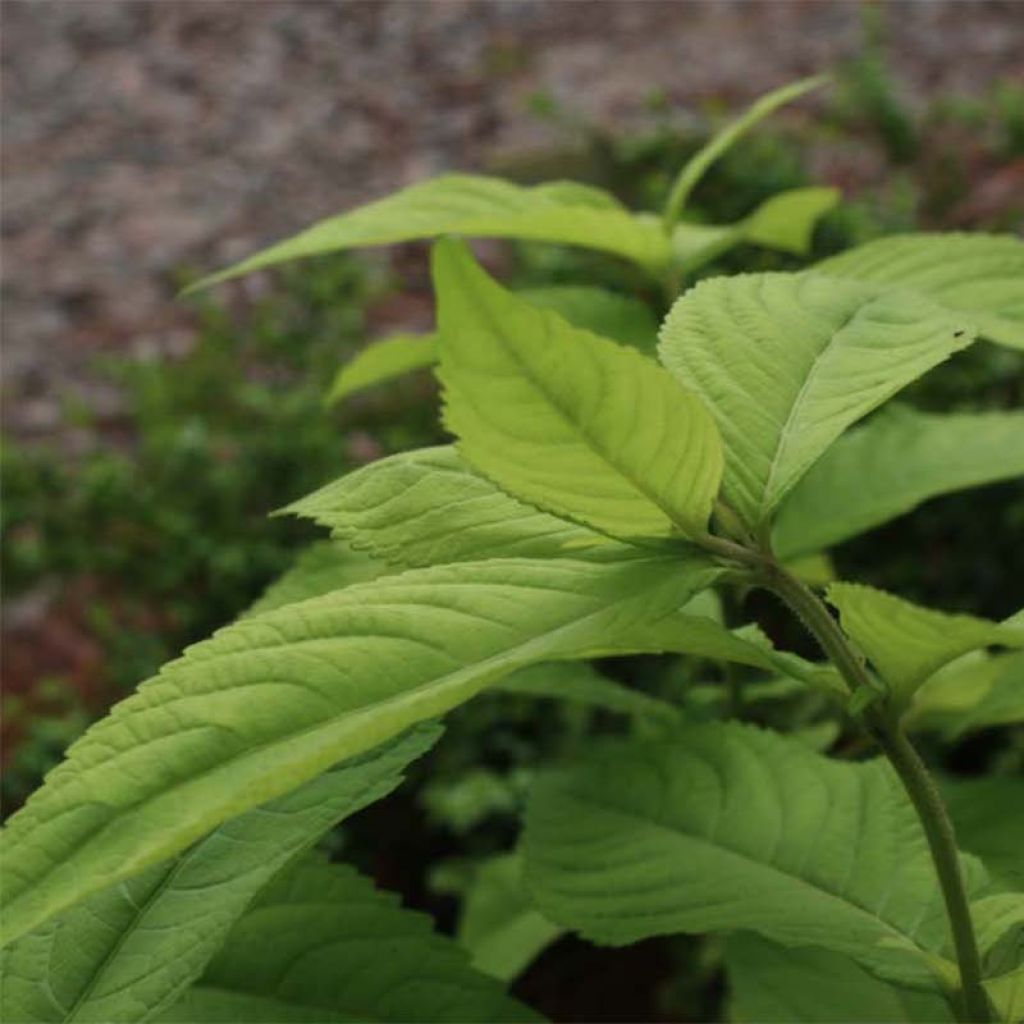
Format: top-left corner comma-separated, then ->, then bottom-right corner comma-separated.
870,718 -> 991,1023
763,561 -> 991,1023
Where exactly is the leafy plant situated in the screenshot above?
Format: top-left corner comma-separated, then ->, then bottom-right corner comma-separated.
3,79 -> 1023,1024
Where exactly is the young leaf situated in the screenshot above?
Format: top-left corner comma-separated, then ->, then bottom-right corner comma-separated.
671,186 -> 839,273
523,722 -> 981,987
0,725 -> 439,1024
245,540 -> 385,615
907,652 -> 1019,735
284,446 -> 598,567
434,239 -> 724,540
159,858 -> 541,1023
0,550 -> 716,943
658,272 -> 975,530
662,75 -> 826,230
956,651 -> 1024,737
774,406 -> 1024,559
725,932 -> 954,1023
326,332 -> 438,405
325,286 -> 658,406
455,853 -> 562,983
193,174 -> 672,289
814,233 -> 1024,350
826,583 -> 1024,711
742,186 -> 839,255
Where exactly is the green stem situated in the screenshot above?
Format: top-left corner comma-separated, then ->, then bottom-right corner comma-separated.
762,561 -> 991,1023
870,718 -> 991,1023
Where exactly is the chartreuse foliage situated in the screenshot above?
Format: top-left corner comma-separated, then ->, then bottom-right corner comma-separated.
4,79 -> 1023,1024
815,233 -> 1024,350
162,857 -> 540,1023
434,238 -> 723,540
0,726 -> 439,1023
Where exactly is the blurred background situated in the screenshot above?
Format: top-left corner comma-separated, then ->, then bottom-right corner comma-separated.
2,3 -> 1023,1019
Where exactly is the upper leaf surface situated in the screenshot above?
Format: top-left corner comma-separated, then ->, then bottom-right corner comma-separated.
0,726 -> 438,1024
774,406 -> 1024,558
827,583 -> 1024,710
326,332 -> 438,405
670,186 -> 839,273
0,550 -> 715,943
658,272 -> 974,530
814,233 -> 1024,350
194,173 -> 672,289
523,722 -> 980,986
742,186 -> 839,255
161,858 -> 541,1023
435,239 -> 724,540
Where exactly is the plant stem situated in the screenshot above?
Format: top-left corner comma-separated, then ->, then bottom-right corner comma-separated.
762,561 -> 991,1023
869,717 -> 991,1023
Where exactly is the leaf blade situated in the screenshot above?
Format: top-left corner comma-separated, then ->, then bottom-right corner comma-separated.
814,233 -> 1024,350
658,272 -> 974,529
0,551 -> 716,943
826,583 -> 1024,710
193,174 -> 671,290
523,723 -> 974,986
435,239 -> 724,540
774,406 -> 1024,558
161,858 -> 541,1023
0,726 -> 439,1024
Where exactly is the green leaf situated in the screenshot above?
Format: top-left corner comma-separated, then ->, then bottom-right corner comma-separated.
0,726 -> 439,1023
907,652 -> 1016,734
826,583 -> 1024,710
814,233 -> 1024,350
284,446 -> 600,567
973,893 -> 1024,1022
742,186 -> 839,254
774,406 -> 1024,558
523,722 -> 980,987
670,186 -> 839,273
160,858 -> 541,1023
326,333 -> 438,405
659,272 -> 975,530
193,174 -> 671,290
944,776 -> 1024,891
456,854 -> 562,983
662,75 -> 827,230
494,662 -> 681,725
957,651 -> 1024,736
245,540 -> 385,615
324,287 -> 658,406
726,932 -> 954,1023
1,550 -> 716,943
435,239 -> 724,540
